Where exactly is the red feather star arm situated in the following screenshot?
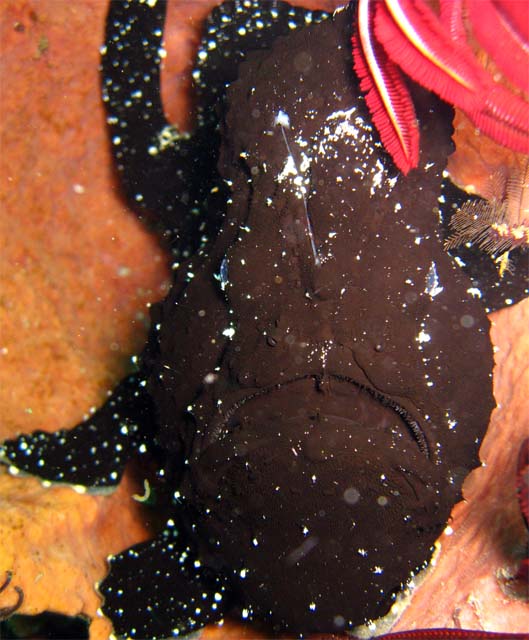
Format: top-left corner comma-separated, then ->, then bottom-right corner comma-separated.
352,0 -> 420,174
466,0 -> 529,95
468,86 -> 529,154
375,0 -> 483,112
438,0 -> 466,43
498,0 -> 529,42
352,0 -> 529,170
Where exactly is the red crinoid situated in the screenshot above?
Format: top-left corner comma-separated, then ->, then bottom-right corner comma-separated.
352,0 -> 529,174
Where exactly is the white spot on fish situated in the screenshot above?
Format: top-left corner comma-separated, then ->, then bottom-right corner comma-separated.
416,330 -> 431,344
425,261 -> 443,298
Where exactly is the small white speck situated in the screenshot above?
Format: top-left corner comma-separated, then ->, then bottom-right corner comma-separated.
73,484 -> 87,494
416,330 -> 431,344
222,327 -> 236,339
